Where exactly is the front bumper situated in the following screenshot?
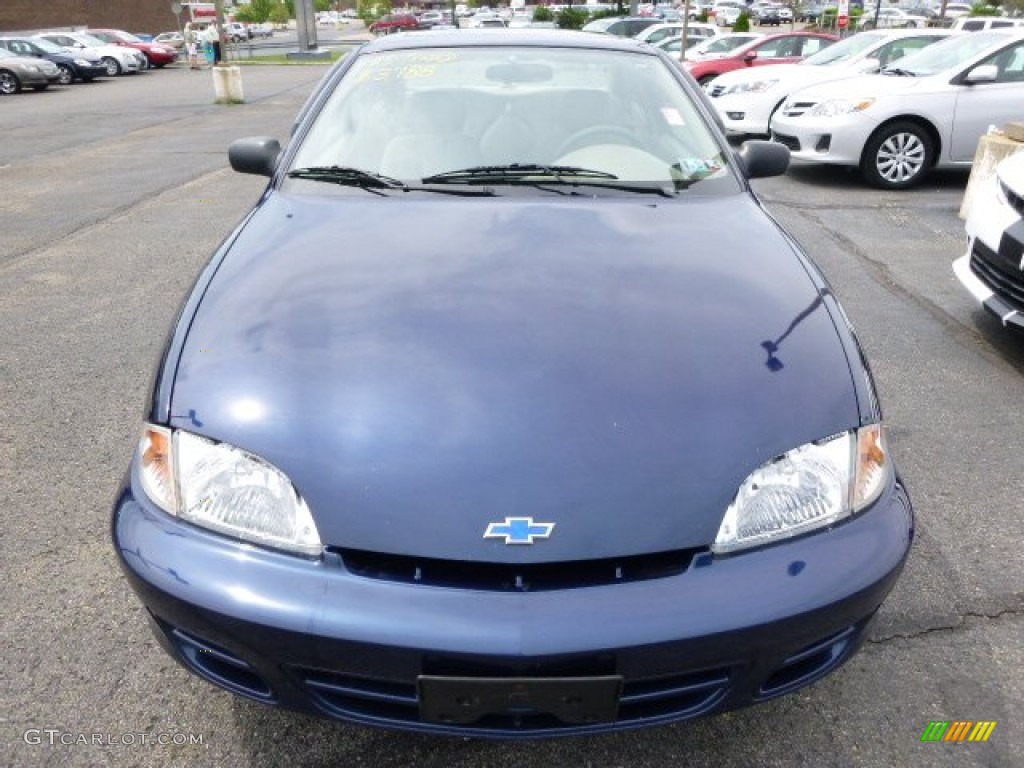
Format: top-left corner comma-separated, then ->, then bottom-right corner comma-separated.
113,474 -> 913,737
953,236 -> 1024,330
74,62 -> 109,80
710,91 -> 778,136
769,112 -> 877,167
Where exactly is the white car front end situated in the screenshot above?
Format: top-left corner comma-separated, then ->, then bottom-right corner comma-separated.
953,151 -> 1024,328
709,64 -> 860,135
769,75 -> 925,166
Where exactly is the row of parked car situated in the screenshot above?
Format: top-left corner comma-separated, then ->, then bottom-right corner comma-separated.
0,28 -> 178,94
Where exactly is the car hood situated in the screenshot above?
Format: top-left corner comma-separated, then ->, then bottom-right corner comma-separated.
168,192 -> 860,562
789,72 -> 933,101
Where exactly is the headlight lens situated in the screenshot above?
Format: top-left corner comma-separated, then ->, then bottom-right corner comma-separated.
724,79 -> 779,95
713,425 -> 890,554
806,98 -> 875,118
137,425 -> 322,557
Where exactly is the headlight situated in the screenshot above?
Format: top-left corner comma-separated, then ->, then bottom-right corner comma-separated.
138,425 -> 322,557
713,425 -> 890,554
724,79 -> 780,95
806,98 -> 876,118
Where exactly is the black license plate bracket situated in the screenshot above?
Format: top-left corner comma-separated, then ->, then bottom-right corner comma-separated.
417,675 -> 623,725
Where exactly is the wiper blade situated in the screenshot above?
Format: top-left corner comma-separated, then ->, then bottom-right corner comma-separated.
288,166 -> 406,188
287,165 -> 496,196
882,67 -> 916,77
421,164 -> 619,183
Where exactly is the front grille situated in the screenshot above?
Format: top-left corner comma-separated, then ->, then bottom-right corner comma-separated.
295,663 -> 732,733
1001,178 -> 1024,218
333,547 -> 700,592
970,237 -> 1024,310
772,132 -> 801,152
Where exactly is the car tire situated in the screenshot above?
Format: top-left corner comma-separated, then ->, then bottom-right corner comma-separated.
0,69 -> 21,94
102,57 -> 121,76
143,54 -> 154,69
57,64 -> 74,85
860,120 -> 934,190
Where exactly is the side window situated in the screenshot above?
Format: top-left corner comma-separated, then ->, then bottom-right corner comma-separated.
991,21 -> 1013,29
800,38 -> 829,57
11,41 -> 29,55
962,20 -> 984,31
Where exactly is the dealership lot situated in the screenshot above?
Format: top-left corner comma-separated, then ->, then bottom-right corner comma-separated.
0,61 -> 1021,767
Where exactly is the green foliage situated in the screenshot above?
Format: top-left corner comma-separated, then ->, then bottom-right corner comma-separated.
268,3 -> 291,24
588,9 -> 624,20
533,5 -> 554,21
969,3 -> 1002,15
315,0 -> 335,11
733,10 -> 751,31
557,8 -> 589,29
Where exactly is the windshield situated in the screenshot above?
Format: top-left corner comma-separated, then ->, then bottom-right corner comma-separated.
802,31 -> 884,66
30,38 -> 64,54
114,31 -> 143,43
74,34 -> 108,47
888,30 -> 1012,76
290,46 -> 736,194
0,49 -> 14,60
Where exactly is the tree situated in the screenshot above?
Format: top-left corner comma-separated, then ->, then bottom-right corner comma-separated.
269,3 -> 292,24
733,10 -> 751,31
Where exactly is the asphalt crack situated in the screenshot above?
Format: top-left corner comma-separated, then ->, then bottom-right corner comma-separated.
869,606 -> 1023,645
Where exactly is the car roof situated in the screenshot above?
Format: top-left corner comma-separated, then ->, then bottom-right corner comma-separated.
362,28 -> 659,54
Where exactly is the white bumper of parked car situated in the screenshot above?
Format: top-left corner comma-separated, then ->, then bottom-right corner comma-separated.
769,103 -> 883,167
710,89 -> 780,135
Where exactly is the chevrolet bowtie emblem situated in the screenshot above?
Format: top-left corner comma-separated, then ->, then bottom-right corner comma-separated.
483,517 -> 555,545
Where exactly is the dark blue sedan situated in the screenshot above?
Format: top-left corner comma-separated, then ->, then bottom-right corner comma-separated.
112,30 -> 913,738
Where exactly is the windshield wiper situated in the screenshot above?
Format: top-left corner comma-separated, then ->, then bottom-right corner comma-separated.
287,165 -> 496,196
882,67 -> 917,77
421,164 -> 619,184
288,166 -> 407,188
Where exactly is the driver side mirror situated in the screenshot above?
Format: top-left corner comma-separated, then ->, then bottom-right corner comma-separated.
737,140 -> 790,179
964,64 -> 998,84
229,137 -> 282,177
743,51 -> 758,62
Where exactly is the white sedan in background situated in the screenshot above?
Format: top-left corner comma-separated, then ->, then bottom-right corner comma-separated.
35,31 -> 143,76
769,30 -> 1024,189
954,151 -> 1024,329
708,29 -> 957,136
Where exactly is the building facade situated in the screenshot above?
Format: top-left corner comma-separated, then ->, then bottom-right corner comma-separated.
0,1 -> 184,35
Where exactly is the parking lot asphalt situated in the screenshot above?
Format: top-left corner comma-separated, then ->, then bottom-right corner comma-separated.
1,61 -> 1021,768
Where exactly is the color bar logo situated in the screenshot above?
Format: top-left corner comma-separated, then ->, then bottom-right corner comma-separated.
921,721 -> 997,742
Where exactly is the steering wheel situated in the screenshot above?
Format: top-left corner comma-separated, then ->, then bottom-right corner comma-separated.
554,125 -> 635,158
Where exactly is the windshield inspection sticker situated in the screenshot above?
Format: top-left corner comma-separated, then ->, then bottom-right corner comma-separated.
661,108 -> 685,126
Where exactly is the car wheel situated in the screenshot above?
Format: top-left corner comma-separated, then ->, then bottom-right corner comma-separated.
143,54 -> 154,69
57,64 -> 74,85
861,120 -> 934,190
0,69 -> 20,95
102,57 -> 121,76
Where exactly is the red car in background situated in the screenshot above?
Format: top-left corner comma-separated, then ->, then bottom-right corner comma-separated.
685,31 -> 839,86
368,14 -> 421,35
87,29 -> 178,68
